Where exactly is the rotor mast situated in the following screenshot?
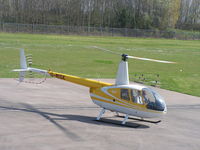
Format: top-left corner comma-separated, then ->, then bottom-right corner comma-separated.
115,54 -> 129,85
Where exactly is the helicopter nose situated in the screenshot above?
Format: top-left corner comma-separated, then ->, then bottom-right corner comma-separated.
147,100 -> 166,111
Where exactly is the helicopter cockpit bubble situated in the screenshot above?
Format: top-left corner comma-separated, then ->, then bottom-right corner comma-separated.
142,88 -> 166,111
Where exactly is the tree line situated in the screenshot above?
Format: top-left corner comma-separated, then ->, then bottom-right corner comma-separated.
0,0 -> 199,30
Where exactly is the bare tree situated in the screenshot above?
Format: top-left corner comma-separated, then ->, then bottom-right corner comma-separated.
0,0 -> 199,30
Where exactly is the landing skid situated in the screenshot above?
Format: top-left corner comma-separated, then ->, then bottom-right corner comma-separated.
95,109 -> 150,128
116,115 -> 161,124
95,118 -> 142,128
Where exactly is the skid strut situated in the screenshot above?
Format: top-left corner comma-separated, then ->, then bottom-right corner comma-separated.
122,114 -> 129,125
116,112 -> 120,116
96,108 -> 106,120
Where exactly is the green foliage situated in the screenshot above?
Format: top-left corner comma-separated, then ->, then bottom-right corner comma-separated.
115,9 -> 129,28
0,32 -> 200,97
1,0 -> 198,30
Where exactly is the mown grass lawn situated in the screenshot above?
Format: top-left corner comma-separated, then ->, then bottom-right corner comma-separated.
0,32 -> 200,97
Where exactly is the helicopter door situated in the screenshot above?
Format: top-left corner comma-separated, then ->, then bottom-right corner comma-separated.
120,89 -> 130,101
131,89 -> 143,104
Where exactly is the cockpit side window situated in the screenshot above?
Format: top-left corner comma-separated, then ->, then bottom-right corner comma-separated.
142,88 -> 156,103
120,89 -> 130,101
131,89 -> 143,104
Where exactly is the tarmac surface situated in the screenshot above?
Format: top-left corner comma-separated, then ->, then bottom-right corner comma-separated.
0,78 -> 200,150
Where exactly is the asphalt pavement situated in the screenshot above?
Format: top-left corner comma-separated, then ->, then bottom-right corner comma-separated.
0,78 -> 200,150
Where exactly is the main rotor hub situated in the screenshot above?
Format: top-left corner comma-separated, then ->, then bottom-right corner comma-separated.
122,54 -> 128,61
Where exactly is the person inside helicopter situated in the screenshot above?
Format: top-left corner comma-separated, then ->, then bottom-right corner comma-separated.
142,90 -> 150,104
131,89 -> 143,104
125,88 -> 165,111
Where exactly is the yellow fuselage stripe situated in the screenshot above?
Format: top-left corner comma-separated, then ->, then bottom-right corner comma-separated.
92,97 -> 162,114
91,97 -> 133,109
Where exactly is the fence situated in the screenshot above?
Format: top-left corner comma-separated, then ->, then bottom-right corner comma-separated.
0,22 -> 200,40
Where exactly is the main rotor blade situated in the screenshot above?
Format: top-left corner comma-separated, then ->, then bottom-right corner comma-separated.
127,56 -> 176,64
90,46 -> 176,64
90,46 -> 121,55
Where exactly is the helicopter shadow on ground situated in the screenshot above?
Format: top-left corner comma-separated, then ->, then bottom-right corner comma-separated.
0,102 -> 149,140
21,103 -> 150,129
52,114 -> 150,129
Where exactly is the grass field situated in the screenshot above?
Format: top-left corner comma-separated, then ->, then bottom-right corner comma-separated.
0,32 -> 200,97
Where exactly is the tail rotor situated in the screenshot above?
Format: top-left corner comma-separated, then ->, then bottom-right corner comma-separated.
13,49 -> 48,83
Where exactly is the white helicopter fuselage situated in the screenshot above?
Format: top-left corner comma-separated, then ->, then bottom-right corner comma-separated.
90,84 -> 166,118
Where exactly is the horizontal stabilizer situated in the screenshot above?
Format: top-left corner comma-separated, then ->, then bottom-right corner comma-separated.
13,69 -> 29,72
28,67 -> 48,75
13,68 -> 48,75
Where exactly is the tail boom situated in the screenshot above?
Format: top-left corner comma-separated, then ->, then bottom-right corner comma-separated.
48,71 -> 112,88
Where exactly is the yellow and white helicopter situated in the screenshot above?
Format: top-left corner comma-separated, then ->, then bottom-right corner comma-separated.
13,49 -> 175,125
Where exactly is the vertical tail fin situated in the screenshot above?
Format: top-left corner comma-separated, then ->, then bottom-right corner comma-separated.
12,49 -> 28,82
19,71 -> 26,82
20,48 -> 27,69
19,49 -> 27,82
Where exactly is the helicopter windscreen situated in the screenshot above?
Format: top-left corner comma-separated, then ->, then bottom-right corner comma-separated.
142,88 -> 166,111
